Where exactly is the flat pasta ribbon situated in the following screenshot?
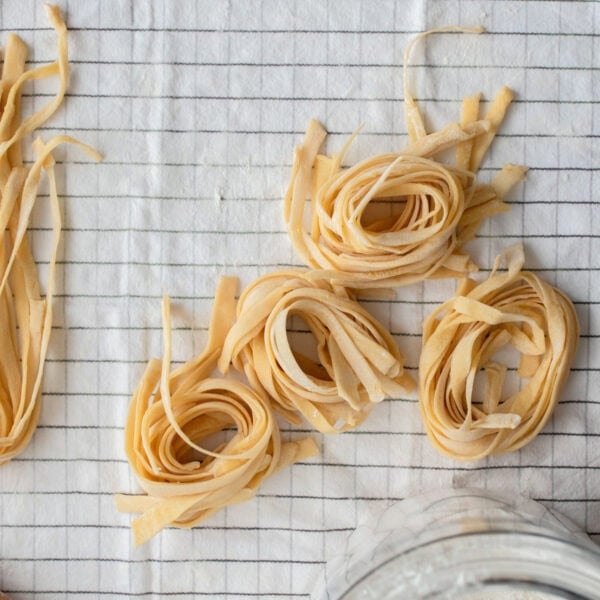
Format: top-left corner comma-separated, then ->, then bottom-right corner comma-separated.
218,271 -> 415,433
0,5 -> 101,465
419,244 -> 579,461
284,27 -> 527,288
116,277 -> 318,546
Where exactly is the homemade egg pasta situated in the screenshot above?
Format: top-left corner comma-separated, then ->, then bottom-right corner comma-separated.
419,244 -> 579,461
0,6 -> 101,464
284,27 -> 527,288
116,277 -> 318,546
218,271 -> 415,433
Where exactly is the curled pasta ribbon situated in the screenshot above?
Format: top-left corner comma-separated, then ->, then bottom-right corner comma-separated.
218,271 -> 415,433
419,244 -> 579,461
0,6 -> 101,464
116,277 -> 318,546
284,28 -> 527,288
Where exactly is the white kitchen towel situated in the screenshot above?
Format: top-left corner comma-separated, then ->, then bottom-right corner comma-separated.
0,0 -> 598,598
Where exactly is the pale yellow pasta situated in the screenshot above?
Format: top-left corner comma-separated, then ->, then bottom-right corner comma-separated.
116,277 -> 318,546
218,271 -> 415,433
419,244 -> 579,461
0,6 -> 101,465
284,28 -> 526,288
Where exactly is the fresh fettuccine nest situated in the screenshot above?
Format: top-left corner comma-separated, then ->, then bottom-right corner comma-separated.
284,27 -> 527,288
115,277 -> 318,546
0,6 -> 101,465
419,244 -> 579,461
218,271 -> 415,433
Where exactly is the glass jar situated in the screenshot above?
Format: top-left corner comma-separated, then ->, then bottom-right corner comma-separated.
312,488 -> 600,599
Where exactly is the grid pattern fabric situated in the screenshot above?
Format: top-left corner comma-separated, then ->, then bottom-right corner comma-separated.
0,0 -> 598,597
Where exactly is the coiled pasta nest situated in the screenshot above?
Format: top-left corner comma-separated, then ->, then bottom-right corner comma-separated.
419,245 -> 579,460
219,271 -> 415,433
116,278 -> 318,545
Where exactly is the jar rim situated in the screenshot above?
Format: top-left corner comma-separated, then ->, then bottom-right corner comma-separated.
313,488 -> 600,600
340,530 -> 600,599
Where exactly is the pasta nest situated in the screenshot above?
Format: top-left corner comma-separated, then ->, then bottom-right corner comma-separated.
219,270 -> 415,433
419,245 -> 579,461
116,278 -> 317,545
306,152 -> 471,285
285,115 -> 527,288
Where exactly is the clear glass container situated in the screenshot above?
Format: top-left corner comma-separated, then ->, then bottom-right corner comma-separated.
312,488 -> 600,599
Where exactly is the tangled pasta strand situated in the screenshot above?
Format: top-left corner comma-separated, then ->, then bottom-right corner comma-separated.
218,271 -> 415,433
419,244 -> 579,461
116,277 -> 318,546
284,28 -> 526,288
0,6 -> 101,465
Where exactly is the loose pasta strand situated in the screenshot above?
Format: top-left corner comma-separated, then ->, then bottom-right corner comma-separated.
403,26 -> 483,142
0,6 -> 101,464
